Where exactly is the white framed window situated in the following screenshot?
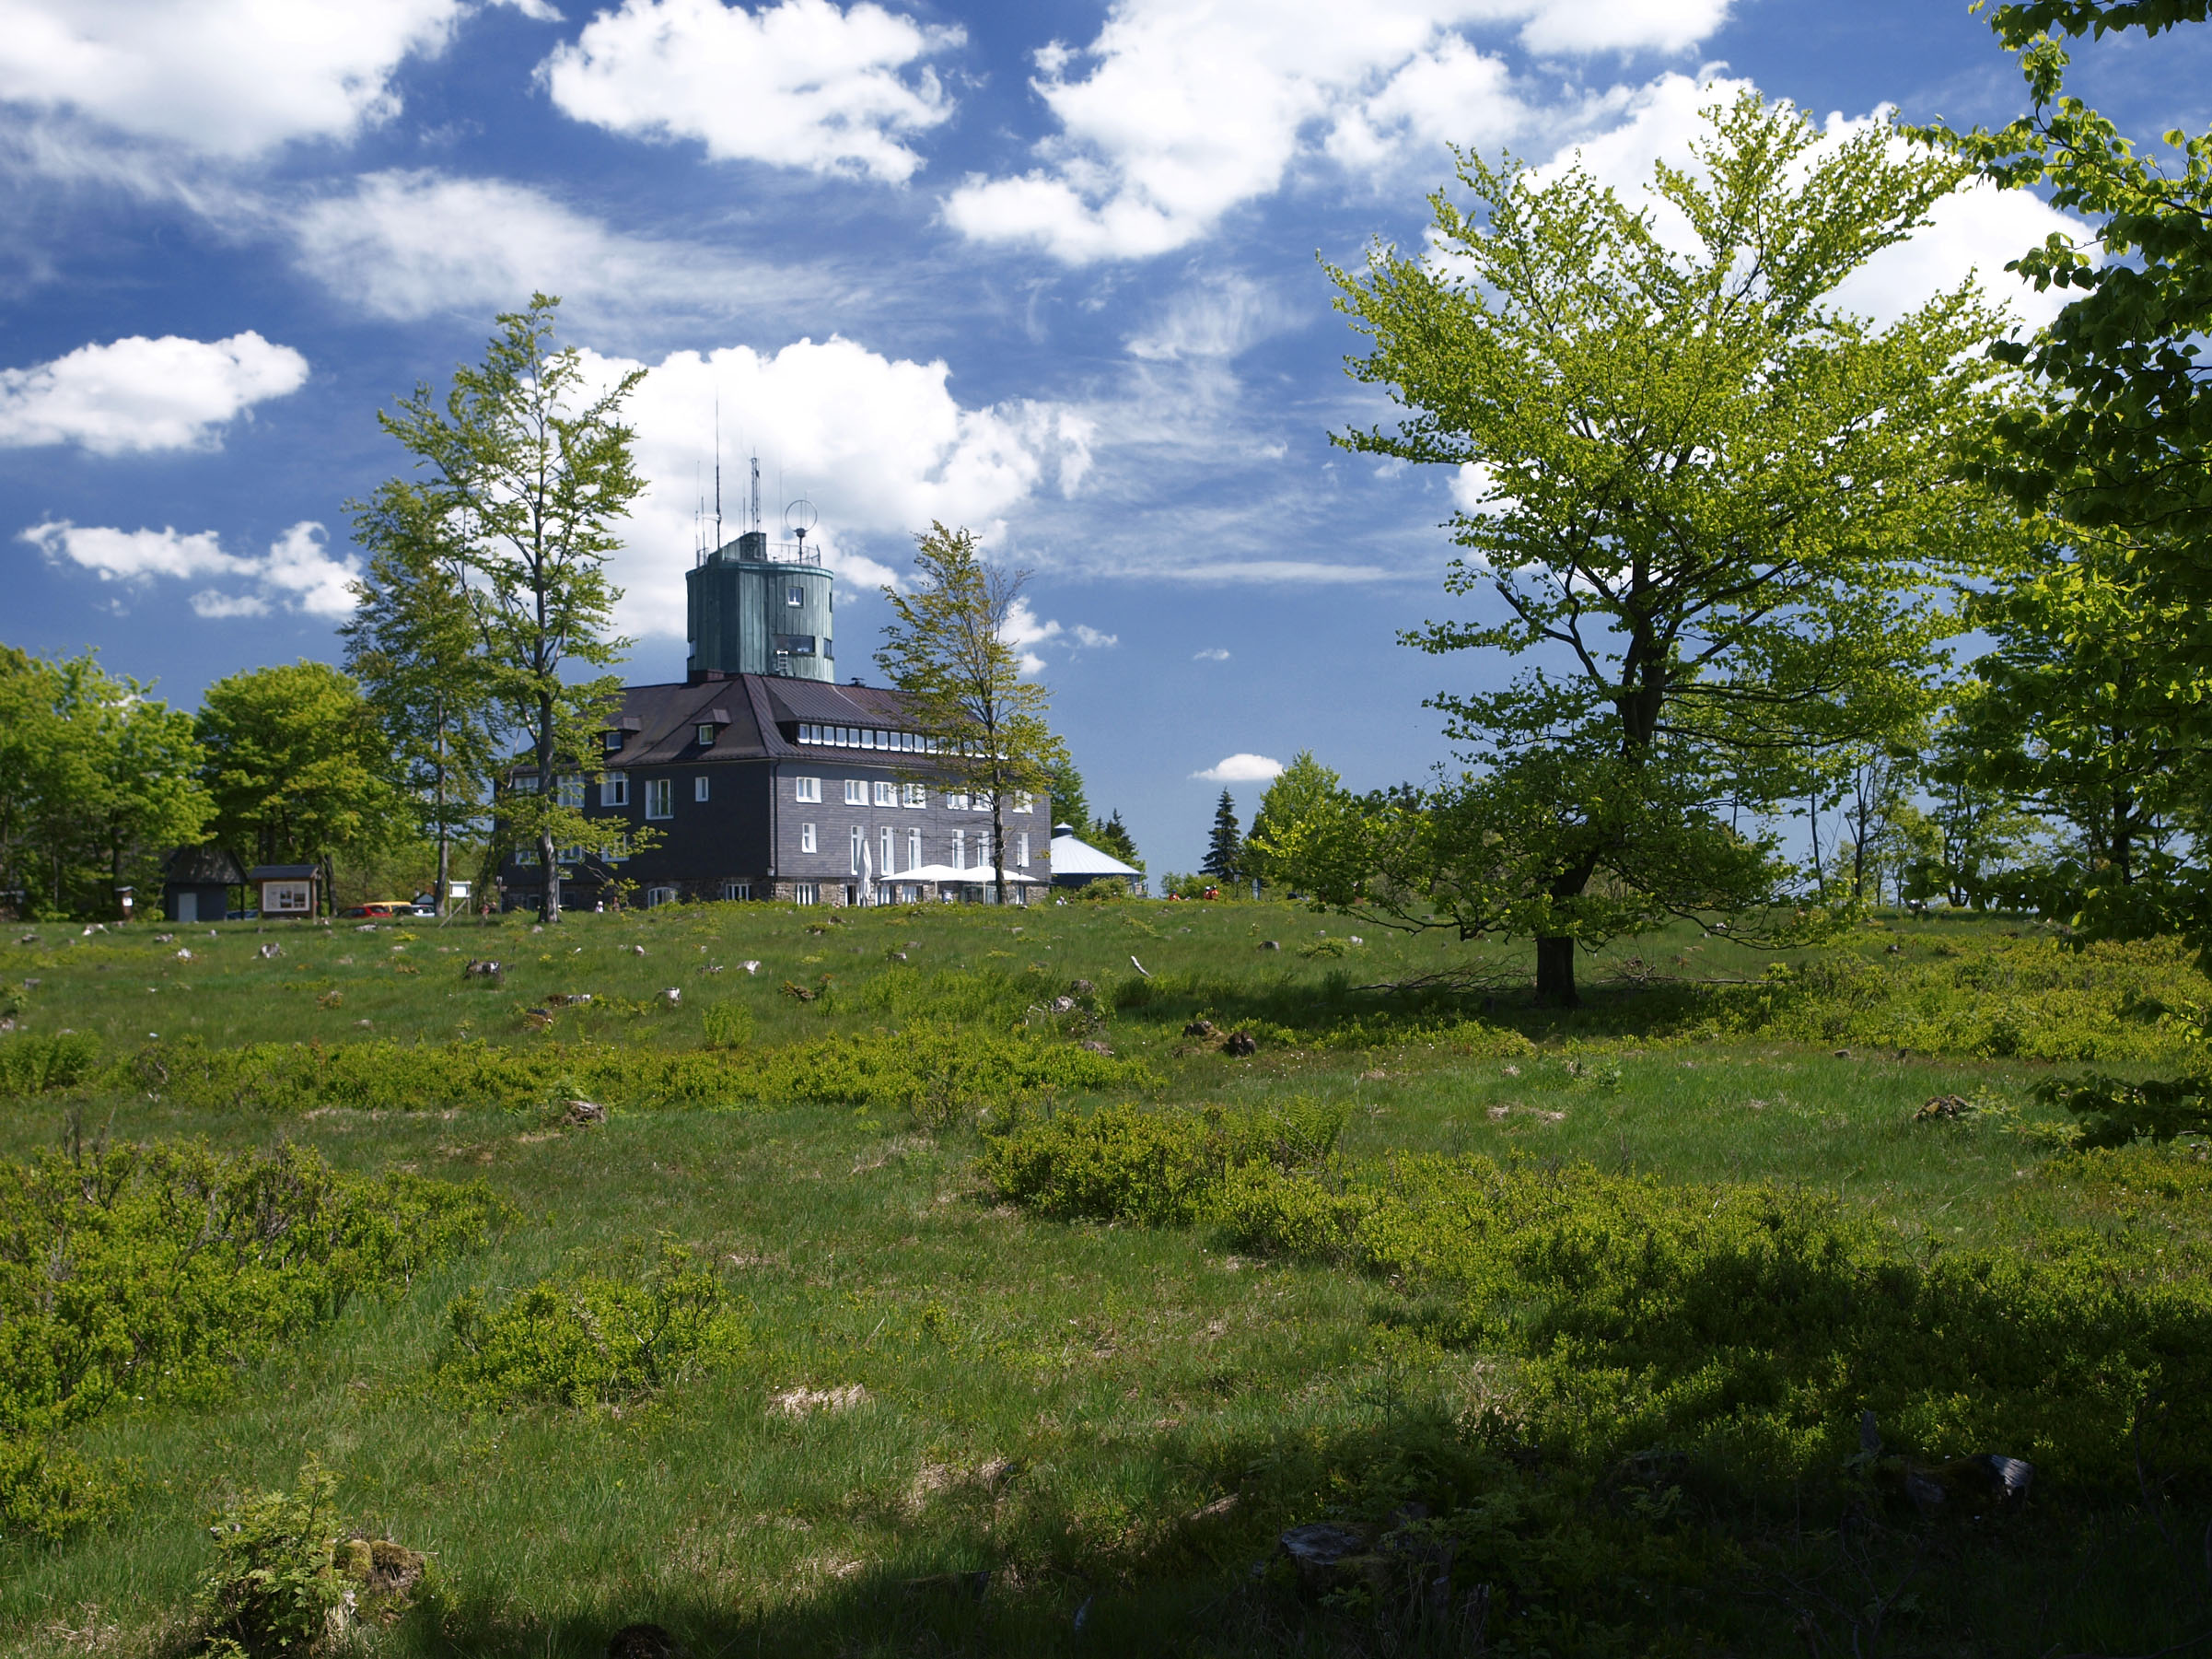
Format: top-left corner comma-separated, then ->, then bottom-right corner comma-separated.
515,847 -> 539,867
794,776 -> 821,803
952,829 -> 966,870
513,773 -> 540,793
880,825 -> 895,873
1016,792 -> 1034,813
558,845 -> 583,865
265,881 -> 312,914
722,881 -> 752,901
873,780 -> 897,807
557,775 -> 585,810
844,778 -> 866,805
646,886 -> 678,907
694,776 -> 711,802
799,822 -> 817,853
850,824 -> 864,874
902,783 -> 926,808
786,584 -> 803,607
600,835 -> 630,862
946,791 -> 969,811
1018,833 -> 1030,868
602,730 -> 624,753
601,772 -> 628,807
645,777 -> 674,820
696,722 -> 716,746
793,882 -> 820,905
907,827 -> 921,870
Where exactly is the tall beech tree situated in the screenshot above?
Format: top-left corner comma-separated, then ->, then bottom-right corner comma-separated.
876,524 -> 1068,908
342,504 -> 497,915
367,295 -> 646,922
1297,92 -> 2020,1004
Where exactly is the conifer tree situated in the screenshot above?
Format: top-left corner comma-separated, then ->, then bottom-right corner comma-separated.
1201,789 -> 1243,885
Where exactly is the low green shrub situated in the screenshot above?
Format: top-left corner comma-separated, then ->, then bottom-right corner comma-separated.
0,1139 -> 506,1540
859,968 -> 1034,1026
435,1244 -> 740,1407
988,1105 -> 2212,1501
196,1459 -> 347,1658
981,1099 -> 1345,1227
0,1435 -> 124,1543
122,1027 -> 1150,1117
699,1002 -> 755,1049
2035,1070 -> 2212,1148
1690,935 -> 2205,1062
0,1031 -> 100,1096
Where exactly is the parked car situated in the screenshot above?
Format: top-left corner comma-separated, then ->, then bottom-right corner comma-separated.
339,900 -> 413,918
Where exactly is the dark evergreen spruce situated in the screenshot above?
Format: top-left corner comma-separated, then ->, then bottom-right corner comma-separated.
1202,789 -> 1242,882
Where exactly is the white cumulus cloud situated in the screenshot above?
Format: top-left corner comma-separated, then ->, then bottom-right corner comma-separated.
1073,624 -> 1118,648
1193,647 -> 1230,660
0,333 -> 307,454
543,0 -> 963,182
24,518 -> 359,617
0,0 -> 523,160
944,0 -> 1729,264
581,335 -> 1096,640
1192,753 -> 1284,782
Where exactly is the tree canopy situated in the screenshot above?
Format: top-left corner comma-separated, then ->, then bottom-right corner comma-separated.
1292,91 -> 2022,1003
366,294 -> 646,921
876,524 -> 1068,907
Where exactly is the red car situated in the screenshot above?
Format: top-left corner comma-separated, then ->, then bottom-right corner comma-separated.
339,900 -> 413,918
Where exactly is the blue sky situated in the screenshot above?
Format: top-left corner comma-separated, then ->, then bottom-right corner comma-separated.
2,0 -> 2206,876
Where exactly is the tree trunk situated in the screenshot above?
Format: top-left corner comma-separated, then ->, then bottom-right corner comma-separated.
538,690 -> 560,924
1535,936 -> 1578,1008
991,792 -> 1007,909
433,701 -> 449,917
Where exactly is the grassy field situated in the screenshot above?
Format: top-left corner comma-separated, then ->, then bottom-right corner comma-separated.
6,898 -> 2212,1656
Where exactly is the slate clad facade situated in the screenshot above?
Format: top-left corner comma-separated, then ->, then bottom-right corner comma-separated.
498,670 -> 1053,908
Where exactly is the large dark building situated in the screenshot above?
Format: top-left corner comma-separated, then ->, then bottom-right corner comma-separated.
497,525 -> 1052,909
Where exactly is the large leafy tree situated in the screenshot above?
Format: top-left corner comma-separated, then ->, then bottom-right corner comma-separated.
0,648 -> 211,917
342,495 -> 497,914
1246,750 -> 1343,892
876,523 -> 1069,908
368,295 -> 646,922
195,662 -> 402,910
1953,542 -> 2210,932
1931,4 -> 2212,947
1302,91 -> 2020,1004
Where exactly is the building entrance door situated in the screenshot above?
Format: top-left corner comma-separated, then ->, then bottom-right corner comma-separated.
177,892 -> 197,923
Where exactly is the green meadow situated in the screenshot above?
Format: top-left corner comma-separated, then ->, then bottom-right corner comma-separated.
6,899 -> 2212,1657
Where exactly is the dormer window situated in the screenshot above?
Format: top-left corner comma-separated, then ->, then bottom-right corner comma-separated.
602,730 -> 623,752
696,722 -> 716,746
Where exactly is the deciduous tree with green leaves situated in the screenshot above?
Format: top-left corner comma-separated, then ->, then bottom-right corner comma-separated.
0,648 -> 212,918
342,491 -> 497,915
367,295 -> 646,922
1245,750 -> 1341,892
1298,91 -> 2020,1004
196,661 -> 405,910
876,523 -> 1069,908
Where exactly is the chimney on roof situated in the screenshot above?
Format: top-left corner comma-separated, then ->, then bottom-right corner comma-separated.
850,677 -> 864,686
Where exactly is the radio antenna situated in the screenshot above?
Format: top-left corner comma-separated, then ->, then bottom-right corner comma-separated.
749,453 -> 762,533
713,397 -> 723,550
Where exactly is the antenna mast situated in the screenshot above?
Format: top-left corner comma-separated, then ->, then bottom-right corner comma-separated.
750,454 -> 762,534
713,398 -> 723,550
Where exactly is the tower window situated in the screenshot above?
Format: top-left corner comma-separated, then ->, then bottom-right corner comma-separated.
786,585 -> 803,607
